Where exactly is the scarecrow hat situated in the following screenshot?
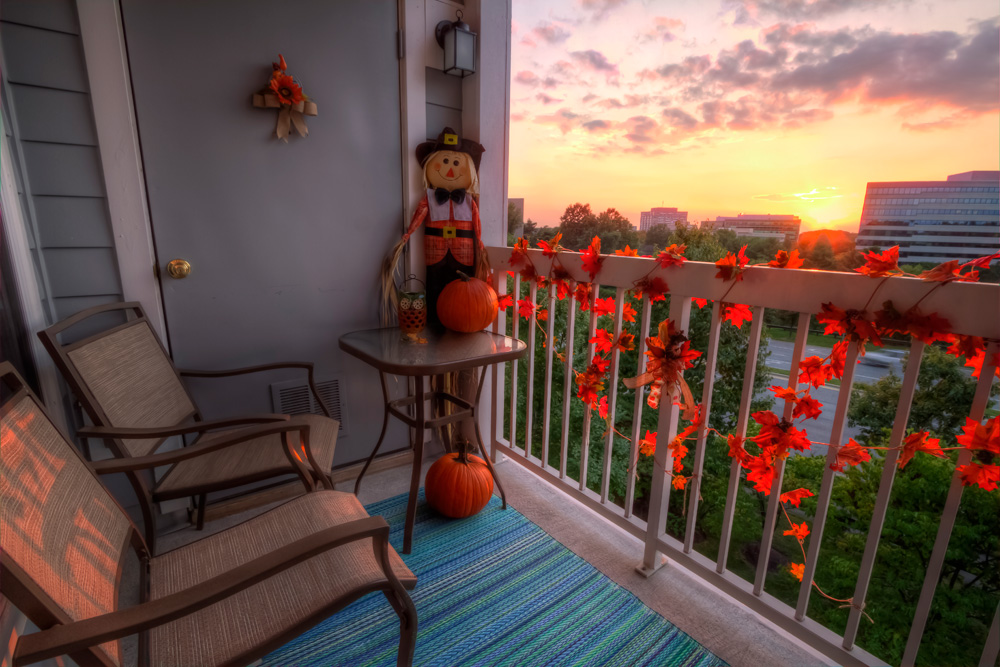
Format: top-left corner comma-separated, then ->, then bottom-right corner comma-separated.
416,127 -> 485,172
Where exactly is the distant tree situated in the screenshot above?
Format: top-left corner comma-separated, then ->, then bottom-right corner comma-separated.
804,236 -> 839,270
557,203 -> 639,252
644,224 -> 674,250
507,200 -> 523,234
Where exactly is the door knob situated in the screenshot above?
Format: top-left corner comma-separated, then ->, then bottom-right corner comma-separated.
166,259 -> 191,279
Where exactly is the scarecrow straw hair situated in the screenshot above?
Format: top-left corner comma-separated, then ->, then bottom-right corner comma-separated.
380,237 -> 407,326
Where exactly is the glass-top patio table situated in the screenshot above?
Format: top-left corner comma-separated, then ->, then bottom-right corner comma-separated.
339,328 -> 527,553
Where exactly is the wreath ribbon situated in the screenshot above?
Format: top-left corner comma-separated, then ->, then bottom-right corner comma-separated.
252,93 -> 318,141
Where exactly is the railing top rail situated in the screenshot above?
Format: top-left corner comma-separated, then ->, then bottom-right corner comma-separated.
486,246 -> 999,339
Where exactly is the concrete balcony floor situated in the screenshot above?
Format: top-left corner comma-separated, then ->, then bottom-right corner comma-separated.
152,453 -> 833,667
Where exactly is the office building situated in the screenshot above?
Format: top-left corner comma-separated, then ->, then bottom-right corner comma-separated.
856,171 -> 999,264
704,214 -> 800,244
639,207 -> 688,232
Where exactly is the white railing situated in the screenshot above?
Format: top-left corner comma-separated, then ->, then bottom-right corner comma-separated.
485,245 -> 999,667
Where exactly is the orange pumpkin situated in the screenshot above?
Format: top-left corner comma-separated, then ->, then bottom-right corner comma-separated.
436,271 -> 499,333
424,440 -> 494,518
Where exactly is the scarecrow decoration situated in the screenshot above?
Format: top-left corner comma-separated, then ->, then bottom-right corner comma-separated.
381,127 -> 488,327
251,54 -> 318,142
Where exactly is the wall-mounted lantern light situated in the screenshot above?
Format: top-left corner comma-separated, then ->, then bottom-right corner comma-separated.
435,10 -> 477,78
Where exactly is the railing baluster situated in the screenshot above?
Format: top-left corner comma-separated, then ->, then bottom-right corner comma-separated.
901,342 -> 999,667
981,604 -> 1000,667
540,284 -> 557,471
683,300 -> 722,552
490,269 -> 504,463
559,293 -> 577,479
796,341 -> 861,619
508,273 -> 521,452
600,287 -> 626,504
843,340 -> 926,650
578,284 -> 599,491
639,295 -> 692,575
625,296 -> 652,519
524,281 -> 537,460
716,305 -> 766,573
752,312 -> 811,595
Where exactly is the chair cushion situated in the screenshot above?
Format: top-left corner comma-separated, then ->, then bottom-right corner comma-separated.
148,490 -> 415,667
154,414 -> 338,497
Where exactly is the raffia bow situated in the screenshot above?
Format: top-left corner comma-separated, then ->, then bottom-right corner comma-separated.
624,319 -> 698,419
252,93 -> 318,142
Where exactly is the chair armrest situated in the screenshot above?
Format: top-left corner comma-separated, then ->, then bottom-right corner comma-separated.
12,516 -> 389,667
89,419 -> 310,474
178,362 -> 332,419
77,414 -> 290,440
178,361 -> 313,378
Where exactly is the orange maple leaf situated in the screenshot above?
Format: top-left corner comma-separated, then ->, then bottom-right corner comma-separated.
918,260 -> 978,283
770,385 -> 801,401
639,430 -> 657,457
780,488 -> 815,508
715,245 -> 749,282
633,276 -> 669,302
784,522 -> 810,541
574,282 -> 593,311
799,356 -> 834,388
727,433 -> 749,465
672,474 -> 688,490
622,301 -> 638,323
855,246 -> 902,277
615,332 -> 636,352
516,299 -> 535,319
656,244 -> 687,268
831,438 -> 871,472
745,456 -> 775,494
537,308 -> 549,322
957,463 -> 1000,491
591,355 -> 610,374
788,562 -> 805,582
615,245 -> 639,257
594,297 -> 616,318
537,233 -> 563,258
898,431 -> 945,469
768,249 -> 803,269
793,394 -> 823,421
591,329 -> 614,354
721,303 -> 753,328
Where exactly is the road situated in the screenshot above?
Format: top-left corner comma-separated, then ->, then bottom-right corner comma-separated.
761,340 -> 905,453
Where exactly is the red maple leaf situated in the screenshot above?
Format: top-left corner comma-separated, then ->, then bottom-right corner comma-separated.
783,522 -> 810,541
537,232 -> 563,258
956,416 -> 1000,455
721,303 -> 753,328
574,282 -> 593,311
727,433 -> 749,465
768,249 -> 804,269
799,356 -> 834,388
673,456 -> 685,473
966,251 -> 1000,269
576,382 -> 599,408
788,563 -> 805,582
594,297 -> 616,318
622,301 -> 638,323
831,438 -> 871,472
947,334 -> 985,361
770,385 -> 800,401
639,430 -> 657,456
918,260 -> 979,283
581,236 -> 604,280
746,456 -> 775,494
828,340 -> 848,378
656,244 -> 687,268
898,431 -> 945,469
780,488 -> 815,508
509,237 -> 530,269
633,276 -> 669,302
715,245 -> 749,282
672,474 -> 688,490
817,303 -> 849,336
497,293 -> 514,310
598,395 -> 609,418
904,308 -> 953,345
537,308 -> 549,322
517,299 -> 535,319
692,297 -> 709,309
855,246 -> 902,277
615,245 -> 639,257
793,394 -> 823,421
591,329 -> 614,354
591,355 -> 610,374
957,463 -> 1000,491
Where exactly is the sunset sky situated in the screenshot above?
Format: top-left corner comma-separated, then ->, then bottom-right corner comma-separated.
509,0 -> 1000,233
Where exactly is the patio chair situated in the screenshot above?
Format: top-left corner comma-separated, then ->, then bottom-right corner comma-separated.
37,301 -> 340,553
0,362 -> 418,667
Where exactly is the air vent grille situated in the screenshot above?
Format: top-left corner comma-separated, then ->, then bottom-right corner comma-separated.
270,376 -> 348,437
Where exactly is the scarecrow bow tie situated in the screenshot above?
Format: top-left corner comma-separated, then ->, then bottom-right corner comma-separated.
434,188 -> 467,205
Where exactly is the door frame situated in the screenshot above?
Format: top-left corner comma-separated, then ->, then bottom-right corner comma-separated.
76,0 -> 167,344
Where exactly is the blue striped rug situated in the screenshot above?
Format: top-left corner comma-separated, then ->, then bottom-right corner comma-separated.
261,491 -> 727,667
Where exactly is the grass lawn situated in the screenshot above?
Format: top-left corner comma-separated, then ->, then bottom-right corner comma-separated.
768,327 -> 909,351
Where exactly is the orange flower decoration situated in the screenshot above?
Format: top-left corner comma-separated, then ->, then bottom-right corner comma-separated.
270,74 -> 304,106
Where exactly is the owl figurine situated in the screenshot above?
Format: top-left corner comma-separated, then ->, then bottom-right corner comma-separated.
397,277 -> 427,342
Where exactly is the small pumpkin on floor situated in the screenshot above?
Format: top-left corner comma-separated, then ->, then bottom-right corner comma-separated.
425,439 -> 494,518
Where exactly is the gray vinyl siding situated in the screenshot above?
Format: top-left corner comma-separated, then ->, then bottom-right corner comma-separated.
1,0 -> 124,327
426,66 -> 462,139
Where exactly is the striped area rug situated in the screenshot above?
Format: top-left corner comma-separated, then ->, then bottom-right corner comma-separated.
261,491 -> 727,667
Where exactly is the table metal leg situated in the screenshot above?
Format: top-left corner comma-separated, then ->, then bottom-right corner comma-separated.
354,371 -> 392,496
403,375 -> 425,554
473,366 -> 506,509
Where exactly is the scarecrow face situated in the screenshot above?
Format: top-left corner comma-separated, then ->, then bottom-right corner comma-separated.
426,150 -> 474,191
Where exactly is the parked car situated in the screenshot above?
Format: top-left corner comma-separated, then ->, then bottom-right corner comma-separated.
860,348 -> 907,367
